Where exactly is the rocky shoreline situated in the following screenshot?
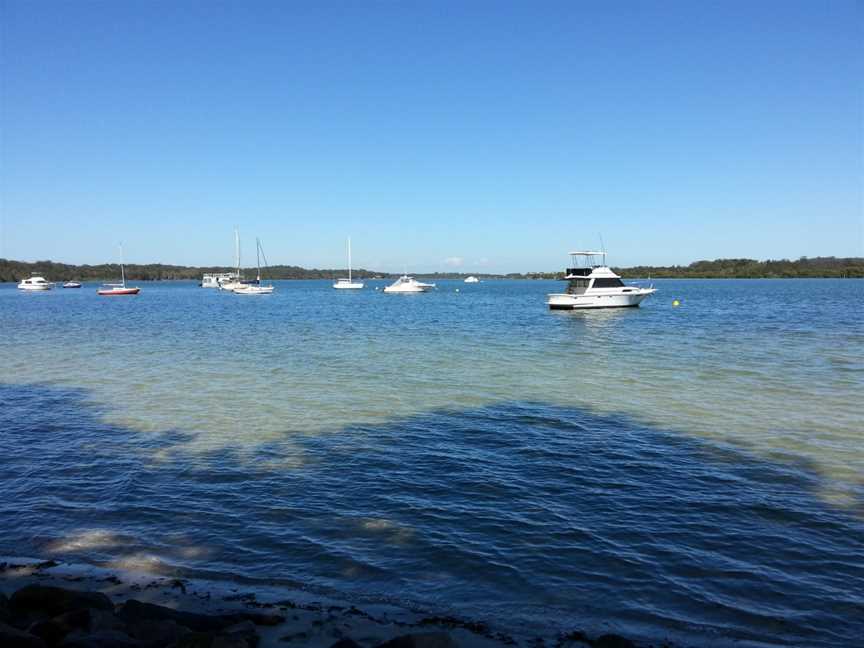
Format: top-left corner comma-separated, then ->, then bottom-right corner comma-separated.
0,559 -> 654,648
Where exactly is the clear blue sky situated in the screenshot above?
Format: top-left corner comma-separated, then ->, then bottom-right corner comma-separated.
1,1 -> 861,272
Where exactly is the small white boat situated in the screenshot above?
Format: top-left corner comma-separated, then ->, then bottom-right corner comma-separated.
233,238 -> 275,295
333,238 -> 364,289
63,281 -> 82,288
97,243 -> 140,296
18,275 -> 52,291
546,251 -> 655,310
202,272 -> 239,288
383,274 -> 435,293
464,276 -> 480,283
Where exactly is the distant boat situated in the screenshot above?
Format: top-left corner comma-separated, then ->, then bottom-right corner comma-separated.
464,276 -> 480,283
546,251 -> 655,310
233,238 -> 274,295
202,272 -> 238,289
383,275 -> 435,293
18,275 -> 52,291
333,238 -> 364,289
97,244 -> 140,296
63,281 -> 82,288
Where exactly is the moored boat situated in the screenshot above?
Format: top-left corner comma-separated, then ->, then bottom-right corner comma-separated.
546,251 -> 655,310
18,275 -> 52,291
97,244 -> 140,296
233,238 -> 275,295
63,281 -> 82,288
333,238 -> 364,289
383,274 -> 435,293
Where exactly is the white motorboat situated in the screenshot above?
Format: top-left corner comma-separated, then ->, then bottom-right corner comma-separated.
333,237 -> 364,289
63,281 -> 82,288
233,238 -> 275,295
97,243 -> 140,296
464,276 -> 480,283
546,251 -> 655,310
18,275 -> 52,291
383,274 -> 435,293
202,272 -> 239,288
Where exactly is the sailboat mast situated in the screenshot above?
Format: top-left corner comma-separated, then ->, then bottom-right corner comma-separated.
256,238 -> 261,281
348,237 -> 352,283
120,243 -> 126,287
235,228 -> 240,278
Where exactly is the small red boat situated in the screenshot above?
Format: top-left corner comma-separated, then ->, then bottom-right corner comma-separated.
97,243 -> 140,296
97,285 -> 140,296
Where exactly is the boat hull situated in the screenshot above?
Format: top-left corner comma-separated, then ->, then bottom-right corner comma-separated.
233,286 -> 274,295
333,282 -> 364,289
383,286 -> 433,293
547,289 -> 655,310
18,285 -> 51,291
97,288 -> 140,296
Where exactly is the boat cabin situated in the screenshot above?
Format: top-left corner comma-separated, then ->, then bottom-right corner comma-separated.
563,252 -> 625,295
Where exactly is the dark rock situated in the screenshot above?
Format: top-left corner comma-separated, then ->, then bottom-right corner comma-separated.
59,629 -> 143,647
174,621 -> 258,648
118,600 -> 228,633
375,633 -> 459,648
0,621 -> 48,648
126,617 -> 190,644
279,631 -> 308,643
11,586 -> 113,617
225,612 -> 285,626
1,592 -> 11,623
330,639 -> 362,648
593,635 -> 636,648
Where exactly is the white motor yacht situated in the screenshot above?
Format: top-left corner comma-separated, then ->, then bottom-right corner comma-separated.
546,251 -> 655,310
383,275 -> 435,293
333,238 -> 364,289
464,276 -> 480,283
18,275 -> 52,291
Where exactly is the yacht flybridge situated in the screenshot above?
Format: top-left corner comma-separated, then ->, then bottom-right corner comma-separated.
18,275 -> 52,291
546,251 -> 655,310
383,275 -> 435,293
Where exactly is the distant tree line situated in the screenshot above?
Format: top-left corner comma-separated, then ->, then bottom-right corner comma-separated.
615,257 -> 864,279
1,256 -> 861,283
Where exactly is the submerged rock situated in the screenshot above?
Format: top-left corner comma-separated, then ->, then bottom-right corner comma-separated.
118,600 -> 228,633
375,632 -> 459,648
10,585 -> 112,618
593,635 -> 636,648
0,620 -> 48,648
59,629 -> 143,648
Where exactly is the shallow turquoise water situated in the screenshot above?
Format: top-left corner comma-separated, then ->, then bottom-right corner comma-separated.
1,279 -> 862,646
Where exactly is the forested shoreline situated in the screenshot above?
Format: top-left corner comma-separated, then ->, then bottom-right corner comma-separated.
1,256 -> 861,282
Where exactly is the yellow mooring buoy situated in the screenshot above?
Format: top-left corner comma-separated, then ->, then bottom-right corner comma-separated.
672,299 -> 680,307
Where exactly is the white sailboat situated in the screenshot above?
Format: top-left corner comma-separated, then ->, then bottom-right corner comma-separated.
234,238 -> 275,295
218,228 -> 245,291
97,243 -> 140,296
333,238 -> 364,289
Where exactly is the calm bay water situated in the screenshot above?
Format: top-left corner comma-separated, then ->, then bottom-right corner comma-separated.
1,279 -> 862,646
